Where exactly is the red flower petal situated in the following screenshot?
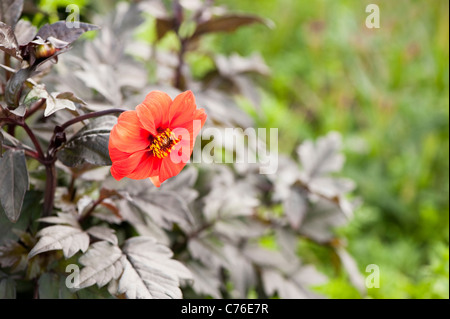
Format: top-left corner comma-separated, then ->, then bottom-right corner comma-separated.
109,110 -> 150,153
127,153 -> 162,180
150,176 -> 161,188
136,91 -> 172,135
174,108 -> 207,138
170,128 -> 194,163
172,108 -> 207,157
169,90 -> 197,128
158,157 -> 187,184
110,150 -> 148,181
108,140 -> 131,162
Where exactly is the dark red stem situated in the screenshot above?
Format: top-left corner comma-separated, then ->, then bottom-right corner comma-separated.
59,108 -> 125,130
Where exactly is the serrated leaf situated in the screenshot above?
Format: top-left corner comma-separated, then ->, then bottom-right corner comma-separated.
57,116 -> 117,167
119,237 -> 192,299
261,266 -> 326,299
283,187 -> 308,229
223,245 -> 256,298
243,244 -> 297,273
308,176 -> 355,199
214,218 -> 266,242
38,212 -> 79,227
78,237 -> 191,299
160,166 -> 198,203
0,0 -> 23,28
192,14 -> 273,40
203,178 -> 259,221
28,225 -> 89,259
185,262 -> 221,299
262,269 -> 308,299
36,21 -> 99,44
188,237 -> 227,271
87,226 -> 118,245
0,22 -> 21,60
132,191 -> 194,232
78,241 -> 124,289
0,149 -> 29,223
298,132 -> 345,181
298,198 -> 348,243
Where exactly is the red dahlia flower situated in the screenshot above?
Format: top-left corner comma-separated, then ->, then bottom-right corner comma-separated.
108,90 -> 206,187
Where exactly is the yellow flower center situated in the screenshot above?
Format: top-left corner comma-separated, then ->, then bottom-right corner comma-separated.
149,128 -> 180,159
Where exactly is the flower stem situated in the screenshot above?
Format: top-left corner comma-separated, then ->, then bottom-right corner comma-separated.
21,121 -> 46,161
4,53 -> 11,82
25,98 -> 46,119
0,117 -> 46,162
173,0 -> 187,91
43,164 -> 56,216
59,108 -> 125,130
174,38 -> 187,91
78,197 -> 104,224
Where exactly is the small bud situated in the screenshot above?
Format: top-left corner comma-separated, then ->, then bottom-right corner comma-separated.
34,42 -> 56,59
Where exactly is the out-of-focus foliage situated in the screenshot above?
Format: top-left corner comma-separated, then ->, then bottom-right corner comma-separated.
213,0 -> 449,299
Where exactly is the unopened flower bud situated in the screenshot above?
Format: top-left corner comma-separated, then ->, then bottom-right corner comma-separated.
34,42 -> 56,59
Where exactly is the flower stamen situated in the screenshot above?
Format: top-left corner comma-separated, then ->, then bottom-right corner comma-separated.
149,128 -> 180,159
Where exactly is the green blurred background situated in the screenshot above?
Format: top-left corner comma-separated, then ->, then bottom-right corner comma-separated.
29,0 -> 449,298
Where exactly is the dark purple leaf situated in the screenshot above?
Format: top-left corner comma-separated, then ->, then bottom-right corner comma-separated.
192,14 -> 272,40
155,18 -> 175,40
55,92 -> 87,105
297,132 -> 345,181
0,149 -> 29,223
14,20 -> 36,46
0,0 -> 24,29
57,116 -> 117,167
0,22 -> 21,60
283,187 -> 308,230
298,198 -> 348,244
36,21 -> 99,44
4,67 -> 33,108
0,130 -> 34,152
